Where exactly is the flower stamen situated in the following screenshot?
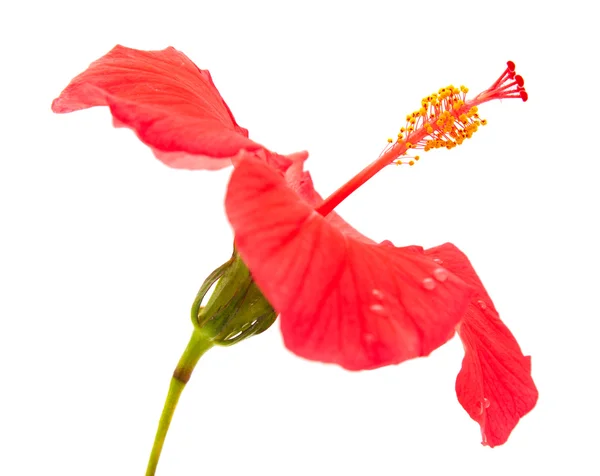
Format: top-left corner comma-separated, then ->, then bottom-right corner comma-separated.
316,61 -> 527,216
381,61 -> 527,168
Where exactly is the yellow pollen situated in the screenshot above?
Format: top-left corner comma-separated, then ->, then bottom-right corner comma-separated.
385,79 -> 491,171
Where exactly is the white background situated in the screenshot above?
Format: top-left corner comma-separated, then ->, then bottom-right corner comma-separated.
1,0 -> 598,475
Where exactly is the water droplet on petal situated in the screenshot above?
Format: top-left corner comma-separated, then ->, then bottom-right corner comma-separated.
370,303 -> 386,314
422,278 -> 436,290
433,258 -> 443,264
364,333 -> 375,343
477,299 -> 487,310
478,398 -> 491,415
371,289 -> 384,299
433,267 -> 448,282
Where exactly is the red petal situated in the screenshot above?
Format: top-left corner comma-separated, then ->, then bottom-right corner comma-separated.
283,156 -> 375,244
52,45 -> 268,170
425,244 -> 538,447
226,156 -> 474,370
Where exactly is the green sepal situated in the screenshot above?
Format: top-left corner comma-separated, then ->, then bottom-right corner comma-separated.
191,248 -> 277,346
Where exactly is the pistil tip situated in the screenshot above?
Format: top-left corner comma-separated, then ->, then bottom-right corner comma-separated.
515,75 -> 525,87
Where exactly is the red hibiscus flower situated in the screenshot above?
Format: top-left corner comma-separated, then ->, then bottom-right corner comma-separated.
52,46 -> 537,446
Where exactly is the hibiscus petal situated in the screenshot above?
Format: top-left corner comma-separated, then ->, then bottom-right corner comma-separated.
226,156 -> 474,370
425,244 -> 538,447
52,45 -> 268,170
283,156 -> 375,244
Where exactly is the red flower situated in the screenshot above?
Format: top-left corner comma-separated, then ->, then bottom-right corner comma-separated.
53,47 -> 536,444
51,45 -> 292,171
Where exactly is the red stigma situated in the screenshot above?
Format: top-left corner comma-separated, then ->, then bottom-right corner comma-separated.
515,75 -> 525,87
474,61 -> 528,104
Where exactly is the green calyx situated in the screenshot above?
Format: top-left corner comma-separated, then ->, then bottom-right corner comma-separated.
191,248 -> 277,346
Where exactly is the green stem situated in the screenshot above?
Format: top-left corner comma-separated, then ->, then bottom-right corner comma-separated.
145,329 -> 213,476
